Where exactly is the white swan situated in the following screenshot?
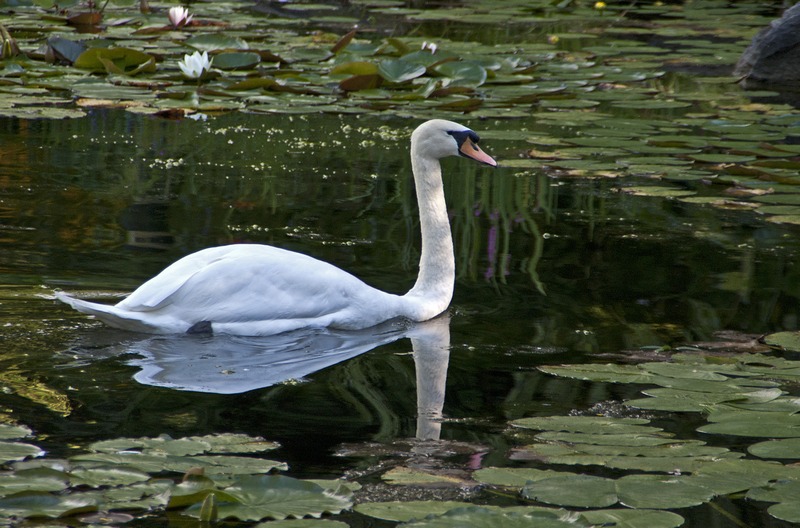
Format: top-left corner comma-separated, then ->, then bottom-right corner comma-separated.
56,119 -> 496,336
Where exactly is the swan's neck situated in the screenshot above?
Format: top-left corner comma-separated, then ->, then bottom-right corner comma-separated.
403,154 -> 455,319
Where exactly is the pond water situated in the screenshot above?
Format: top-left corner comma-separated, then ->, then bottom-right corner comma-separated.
2,0 -> 800,526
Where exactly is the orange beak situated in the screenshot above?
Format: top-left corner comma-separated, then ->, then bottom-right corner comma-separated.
460,138 -> 497,167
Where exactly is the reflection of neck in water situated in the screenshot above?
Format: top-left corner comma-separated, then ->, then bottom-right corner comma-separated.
409,314 -> 451,441
65,314 -> 453,441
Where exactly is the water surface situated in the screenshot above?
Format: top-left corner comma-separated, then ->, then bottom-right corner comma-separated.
2,18 -> 800,520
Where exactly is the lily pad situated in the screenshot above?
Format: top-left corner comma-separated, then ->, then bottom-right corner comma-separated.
614,474 -> 714,509
0,441 -> 45,464
354,501 -> 474,522
378,59 -> 426,83
0,492 -> 97,519
748,438 -> 800,459
184,475 -> 352,521
522,474 -> 617,508
511,415 -> 654,435
401,506 -> 592,528
184,34 -> 249,51
73,48 -> 156,75
762,331 -> 800,352
213,51 -> 261,70
433,61 -> 487,87
581,509 -> 684,528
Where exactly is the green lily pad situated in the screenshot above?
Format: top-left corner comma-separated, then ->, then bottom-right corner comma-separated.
188,433 -> 280,454
0,492 -> 97,519
614,474 -> 714,509
581,509 -> 684,528
620,186 -> 695,198
767,215 -> 800,225
213,51 -> 261,70
184,34 -> 249,51
748,438 -> 800,459
511,415 -> 654,435
73,47 -> 156,75
255,520 -> 350,527
0,472 -> 68,497
767,502 -> 800,524
690,153 -> 756,163
184,475 -> 352,522
382,467 -> 466,486
473,468 -> 567,488
0,441 -> 45,464
697,411 -> 800,438
762,331 -> 800,352
401,506 -> 592,528
522,474 -> 617,508
378,59 -> 426,83
68,466 -> 151,488
688,459 -> 795,495
746,479 -> 800,505
354,500 -> 473,522
433,61 -> 487,87
538,364 -> 656,384
627,387 -> 783,412
0,424 -> 33,440
330,61 -> 379,76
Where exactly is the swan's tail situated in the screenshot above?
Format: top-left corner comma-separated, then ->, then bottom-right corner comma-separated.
55,292 -> 165,334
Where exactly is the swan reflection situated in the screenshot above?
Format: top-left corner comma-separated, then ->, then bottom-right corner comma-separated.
96,314 -> 449,412
67,315 -> 452,438
125,320 -> 410,394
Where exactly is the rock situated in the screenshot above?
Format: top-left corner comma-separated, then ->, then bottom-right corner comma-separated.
735,2 -> 800,86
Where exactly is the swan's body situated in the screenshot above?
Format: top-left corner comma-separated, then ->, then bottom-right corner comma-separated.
57,119 -> 496,336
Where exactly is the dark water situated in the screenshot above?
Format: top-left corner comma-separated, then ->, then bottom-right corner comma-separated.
1,110 -> 799,524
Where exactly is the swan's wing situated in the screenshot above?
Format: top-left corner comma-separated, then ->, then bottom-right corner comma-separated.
118,245 -> 242,310
117,244 -> 386,324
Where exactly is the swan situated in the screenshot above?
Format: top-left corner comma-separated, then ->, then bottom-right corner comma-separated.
56,119 -> 497,336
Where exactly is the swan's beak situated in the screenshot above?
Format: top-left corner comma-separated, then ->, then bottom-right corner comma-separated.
460,138 -> 497,167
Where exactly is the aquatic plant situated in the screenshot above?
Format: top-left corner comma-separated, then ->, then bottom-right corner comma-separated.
178,50 -> 213,80
168,5 -> 192,28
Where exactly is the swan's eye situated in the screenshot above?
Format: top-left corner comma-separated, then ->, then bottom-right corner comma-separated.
446,129 -> 479,147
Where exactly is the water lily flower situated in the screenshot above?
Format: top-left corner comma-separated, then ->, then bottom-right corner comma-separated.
178,51 -> 212,79
0,24 -> 19,59
421,41 -> 438,54
168,6 -> 193,28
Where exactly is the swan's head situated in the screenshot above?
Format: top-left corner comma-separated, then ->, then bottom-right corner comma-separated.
411,119 -> 497,167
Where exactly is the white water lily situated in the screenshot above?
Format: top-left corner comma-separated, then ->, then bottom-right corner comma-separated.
421,41 -> 438,54
178,51 -> 212,79
168,6 -> 193,28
